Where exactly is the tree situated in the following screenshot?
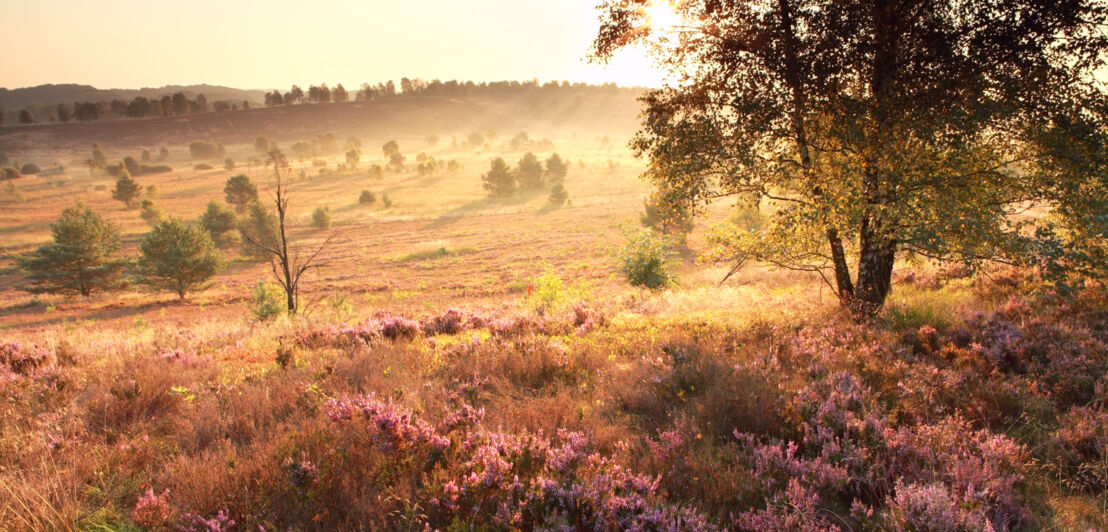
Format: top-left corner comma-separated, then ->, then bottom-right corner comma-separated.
255,135 -> 270,153
56,103 -> 72,123
593,0 -> 1108,319
239,149 -> 336,315
19,203 -> 125,296
112,169 -> 141,208
199,200 -> 237,243
359,190 -> 376,205
224,174 -> 258,212
346,148 -> 360,169
382,140 -> 404,171
549,183 -> 569,207
18,109 -> 34,124
482,157 -> 515,197
136,217 -> 223,300
139,199 -> 164,224
238,201 -> 279,258
332,83 -> 348,102
224,158 -> 235,171
516,152 -> 544,188
171,92 -> 190,115
641,190 -> 695,243
545,153 -> 568,184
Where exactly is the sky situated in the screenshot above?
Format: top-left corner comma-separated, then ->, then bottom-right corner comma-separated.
0,0 -> 665,90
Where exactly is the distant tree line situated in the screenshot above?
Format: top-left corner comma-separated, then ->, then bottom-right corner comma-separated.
5,79 -> 637,125
261,79 -> 635,107
8,92 -> 251,125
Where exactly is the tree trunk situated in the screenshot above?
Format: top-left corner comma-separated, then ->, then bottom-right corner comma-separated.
851,217 -> 896,319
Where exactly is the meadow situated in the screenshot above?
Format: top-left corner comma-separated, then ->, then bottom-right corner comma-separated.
1,93 -> 1106,530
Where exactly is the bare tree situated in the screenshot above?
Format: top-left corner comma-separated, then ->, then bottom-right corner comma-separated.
241,148 -> 336,315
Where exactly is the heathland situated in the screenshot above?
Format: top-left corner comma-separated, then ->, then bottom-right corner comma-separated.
1,83 -> 1106,530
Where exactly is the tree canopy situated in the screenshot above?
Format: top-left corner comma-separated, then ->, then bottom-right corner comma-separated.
136,218 -> 223,300
224,174 -> 259,212
593,0 -> 1108,318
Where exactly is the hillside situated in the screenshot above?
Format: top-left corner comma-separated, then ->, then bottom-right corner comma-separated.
0,87 -> 643,165
0,83 -> 265,111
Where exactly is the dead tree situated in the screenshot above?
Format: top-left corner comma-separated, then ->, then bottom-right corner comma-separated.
241,148 -> 336,315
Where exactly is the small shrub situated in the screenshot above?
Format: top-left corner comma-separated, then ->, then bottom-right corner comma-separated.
223,158 -> 235,170
359,190 -> 376,205
193,163 -> 214,171
250,281 -> 285,320
382,194 -> 393,208
311,206 -> 332,230
139,199 -> 163,224
616,230 -> 678,289
19,163 -> 41,175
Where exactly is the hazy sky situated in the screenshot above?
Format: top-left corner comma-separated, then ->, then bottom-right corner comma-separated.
0,0 -> 663,90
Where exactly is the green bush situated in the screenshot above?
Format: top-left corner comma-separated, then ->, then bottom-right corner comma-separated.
139,199 -> 163,224
526,270 -> 589,314
312,206 -> 332,230
250,281 -> 285,320
359,190 -> 376,205
616,230 -> 678,289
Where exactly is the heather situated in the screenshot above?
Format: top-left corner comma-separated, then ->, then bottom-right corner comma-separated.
1,279 -> 1105,530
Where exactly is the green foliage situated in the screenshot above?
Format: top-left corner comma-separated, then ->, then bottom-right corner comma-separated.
592,0 -> 1108,317
111,169 -> 141,208
346,149 -> 360,169
616,230 -> 678,289
249,281 -> 285,320
549,183 -> 569,207
383,140 -> 404,171
189,139 -> 225,159
223,174 -> 258,212
199,200 -> 237,243
516,152 -> 544,188
482,157 -> 515,197
19,203 -> 125,296
311,206 -> 332,230
545,153 -> 568,184
359,190 -> 376,205
136,218 -> 223,300
640,191 -> 694,242
238,202 -> 279,259
139,199 -> 164,224
525,269 -> 589,314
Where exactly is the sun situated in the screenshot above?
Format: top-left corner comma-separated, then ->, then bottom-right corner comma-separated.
643,0 -> 683,32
